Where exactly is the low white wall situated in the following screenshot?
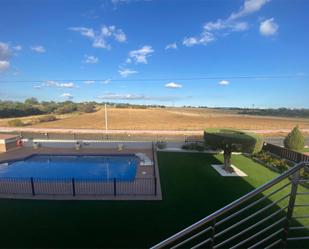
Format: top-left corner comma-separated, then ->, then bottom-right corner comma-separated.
23,139 -> 185,150
23,139 -> 154,149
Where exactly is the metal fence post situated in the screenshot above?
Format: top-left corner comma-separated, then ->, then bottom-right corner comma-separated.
114,178 -> 117,196
154,177 -> 157,196
282,169 -> 300,248
210,219 -> 216,248
72,178 -> 76,196
30,177 -> 35,196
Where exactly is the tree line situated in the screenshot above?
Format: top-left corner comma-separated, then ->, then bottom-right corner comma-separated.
238,108 -> 309,118
0,98 -> 97,118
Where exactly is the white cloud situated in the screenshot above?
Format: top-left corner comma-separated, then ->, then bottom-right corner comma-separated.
59,82 -> 75,88
31,46 -> 46,53
84,80 -> 95,84
259,18 -> 279,36
69,25 -> 126,50
13,45 -> 22,51
0,42 -> 11,72
218,80 -> 230,85
183,0 -> 270,47
98,93 -> 145,100
60,93 -> 73,99
111,0 -> 131,4
84,55 -> 99,64
165,43 -> 177,50
102,79 -> 111,84
0,61 -> 10,72
69,27 -> 95,38
118,68 -> 138,77
229,0 -> 270,20
98,92 -> 187,102
165,82 -> 182,88
114,29 -> 127,42
35,81 -> 77,89
183,31 -> 216,47
0,42 -> 11,59
183,37 -> 199,47
128,45 -> 154,64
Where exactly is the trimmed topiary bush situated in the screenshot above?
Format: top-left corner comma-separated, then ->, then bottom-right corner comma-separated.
204,129 -> 263,172
284,126 -> 305,152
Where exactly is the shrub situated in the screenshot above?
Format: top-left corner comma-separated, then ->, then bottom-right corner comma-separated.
254,151 -> 289,172
276,160 -> 289,172
24,97 -> 39,105
77,104 -> 96,113
38,115 -> 57,123
284,126 -> 305,151
182,142 -> 205,151
8,119 -> 26,127
156,141 -> 167,149
55,104 -> 77,114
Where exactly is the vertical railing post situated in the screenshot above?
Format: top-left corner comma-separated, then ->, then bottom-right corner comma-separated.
72,178 -> 75,196
282,169 -> 300,248
114,178 -> 117,196
30,177 -> 35,196
152,141 -> 156,176
210,219 -> 216,249
154,177 -> 157,196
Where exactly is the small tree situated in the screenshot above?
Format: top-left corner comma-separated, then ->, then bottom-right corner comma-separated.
284,126 -> 304,152
204,129 -> 263,172
24,97 -> 39,105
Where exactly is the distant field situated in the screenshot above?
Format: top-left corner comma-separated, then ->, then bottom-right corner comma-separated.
1,107 -> 309,131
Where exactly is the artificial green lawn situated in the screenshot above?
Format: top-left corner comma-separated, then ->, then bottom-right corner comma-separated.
0,152 -> 308,248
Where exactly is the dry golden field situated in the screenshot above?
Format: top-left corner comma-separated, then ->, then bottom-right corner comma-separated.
1,107 -> 309,132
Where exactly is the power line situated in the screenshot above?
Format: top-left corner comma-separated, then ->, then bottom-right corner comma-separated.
0,74 -> 306,83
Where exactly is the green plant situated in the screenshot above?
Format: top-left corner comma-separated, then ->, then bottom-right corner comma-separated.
8,119 -> 26,127
254,151 -> 289,172
275,160 -> 289,172
77,104 -> 96,113
182,142 -> 205,151
156,141 -> 167,149
204,129 -> 263,172
284,126 -> 305,152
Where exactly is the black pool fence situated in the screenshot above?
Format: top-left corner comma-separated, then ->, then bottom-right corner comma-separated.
0,177 -> 157,197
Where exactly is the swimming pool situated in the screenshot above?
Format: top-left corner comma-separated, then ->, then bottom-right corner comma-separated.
0,154 -> 138,180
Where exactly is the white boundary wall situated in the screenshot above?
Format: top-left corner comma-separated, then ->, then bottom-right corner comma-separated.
23,139 -> 184,149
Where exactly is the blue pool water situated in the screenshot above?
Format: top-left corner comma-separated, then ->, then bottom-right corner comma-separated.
0,155 -> 138,180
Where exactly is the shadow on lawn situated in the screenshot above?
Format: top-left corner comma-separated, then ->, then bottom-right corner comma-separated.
157,152 -> 309,249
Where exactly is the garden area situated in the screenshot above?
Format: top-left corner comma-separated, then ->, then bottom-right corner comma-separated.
0,152 -> 308,248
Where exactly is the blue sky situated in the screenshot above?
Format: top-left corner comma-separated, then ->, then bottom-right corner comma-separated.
0,0 -> 308,108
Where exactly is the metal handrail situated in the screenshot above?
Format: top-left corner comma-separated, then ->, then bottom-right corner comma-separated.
151,161 -> 309,249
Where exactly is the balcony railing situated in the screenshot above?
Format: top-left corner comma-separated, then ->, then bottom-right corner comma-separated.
151,161 -> 309,249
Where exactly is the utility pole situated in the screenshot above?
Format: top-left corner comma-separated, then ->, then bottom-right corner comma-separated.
105,104 -> 108,139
